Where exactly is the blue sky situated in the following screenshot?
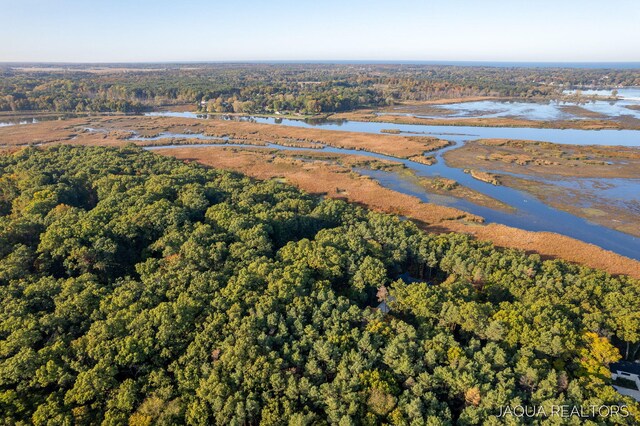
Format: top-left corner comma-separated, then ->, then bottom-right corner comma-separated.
1,0 -> 639,62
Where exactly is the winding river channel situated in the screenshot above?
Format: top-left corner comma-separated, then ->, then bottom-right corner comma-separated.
3,111 -> 638,259
142,112 -> 640,260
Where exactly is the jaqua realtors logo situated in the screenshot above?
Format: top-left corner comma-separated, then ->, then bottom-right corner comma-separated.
497,405 -> 630,418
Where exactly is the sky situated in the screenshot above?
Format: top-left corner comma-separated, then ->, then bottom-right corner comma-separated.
1,0 -> 639,63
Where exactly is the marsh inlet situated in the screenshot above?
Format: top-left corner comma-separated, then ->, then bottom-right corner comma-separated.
141,131 -> 640,260
145,111 -> 640,146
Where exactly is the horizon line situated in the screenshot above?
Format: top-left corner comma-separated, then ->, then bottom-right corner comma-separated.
2,60 -> 640,65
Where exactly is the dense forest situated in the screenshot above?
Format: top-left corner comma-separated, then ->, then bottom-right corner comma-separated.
0,145 -> 638,424
1,64 -> 639,114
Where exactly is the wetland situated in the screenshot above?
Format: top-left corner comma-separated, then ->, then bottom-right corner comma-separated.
2,112 -> 639,277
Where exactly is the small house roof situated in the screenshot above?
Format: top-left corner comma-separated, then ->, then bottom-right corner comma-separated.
611,361 -> 640,376
377,301 -> 390,314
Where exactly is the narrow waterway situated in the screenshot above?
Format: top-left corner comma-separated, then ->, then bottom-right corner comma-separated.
145,112 -> 640,146
145,138 -> 640,260
3,108 -> 639,258
140,113 -> 640,259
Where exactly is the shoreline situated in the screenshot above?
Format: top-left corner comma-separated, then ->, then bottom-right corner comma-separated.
153,145 -> 640,279
3,103 -> 640,131
443,139 -> 640,237
326,110 -> 640,130
1,115 -> 640,278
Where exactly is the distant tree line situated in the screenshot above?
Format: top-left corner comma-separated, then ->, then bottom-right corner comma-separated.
0,145 -> 638,424
1,64 -> 638,114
